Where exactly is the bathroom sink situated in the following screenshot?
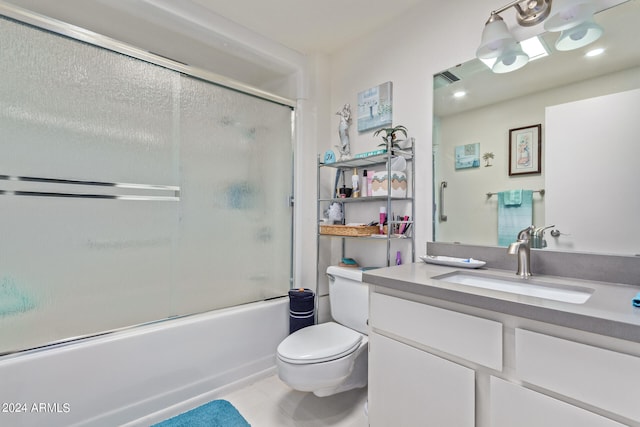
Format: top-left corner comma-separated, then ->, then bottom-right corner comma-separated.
432,272 -> 594,304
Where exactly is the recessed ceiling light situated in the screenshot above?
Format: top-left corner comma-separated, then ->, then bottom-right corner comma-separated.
453,91 -> 467,98
585,47 -> 605,57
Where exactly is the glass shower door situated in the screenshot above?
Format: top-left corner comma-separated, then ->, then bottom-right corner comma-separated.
0,13 -> 294,354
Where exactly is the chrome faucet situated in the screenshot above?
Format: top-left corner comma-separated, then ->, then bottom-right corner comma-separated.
532,224 -> 555,249
507,225 -> 535,277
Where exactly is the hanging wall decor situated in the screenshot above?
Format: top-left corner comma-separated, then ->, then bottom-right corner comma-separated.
357,81 -> 392,132
509,124 -> 541,176
455,143 -> 480,169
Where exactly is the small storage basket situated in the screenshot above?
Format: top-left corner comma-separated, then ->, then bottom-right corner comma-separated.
319,224 -> 379,236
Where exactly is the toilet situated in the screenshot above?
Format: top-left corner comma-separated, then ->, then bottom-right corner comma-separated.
277,266 -> 369,397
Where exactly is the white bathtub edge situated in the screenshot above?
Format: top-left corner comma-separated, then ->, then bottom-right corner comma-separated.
122,365 -> 278,427
0,298 -> 289,427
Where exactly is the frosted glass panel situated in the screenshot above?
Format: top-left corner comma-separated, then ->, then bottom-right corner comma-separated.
0,18 -> 178,184
0,197 -> 176,351
174,76 -> 293,315
0,16 -> 293,354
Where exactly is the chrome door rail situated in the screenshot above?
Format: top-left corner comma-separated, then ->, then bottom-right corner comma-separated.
0,174 -> 180,201
0,2 -> 295,108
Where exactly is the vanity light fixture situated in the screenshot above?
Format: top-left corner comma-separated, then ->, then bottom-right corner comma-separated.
544,0 -> 603,51
553,20 -> 603,50
477,0 -> 603,73
476,13 -> 529,73
476,13 -> 519,60
479,34 -> 548,70
477,0 -> 552,73
491,43 -> 530,73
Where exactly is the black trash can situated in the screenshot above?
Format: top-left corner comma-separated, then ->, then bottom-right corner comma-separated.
288,288 -> 315,334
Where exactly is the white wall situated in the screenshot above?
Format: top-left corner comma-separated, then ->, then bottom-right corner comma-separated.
295,53 -> 332,309
323,0 -> 631,264
546,88 -> 640,255
324,1 -> 503,262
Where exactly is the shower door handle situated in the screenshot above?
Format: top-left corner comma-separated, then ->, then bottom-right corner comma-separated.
439,181 -> 448,222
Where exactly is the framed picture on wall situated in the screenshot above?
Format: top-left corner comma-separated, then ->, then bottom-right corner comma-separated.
509,124 -> 541,176
454,143 -> 480,169
357,81 -> 392,132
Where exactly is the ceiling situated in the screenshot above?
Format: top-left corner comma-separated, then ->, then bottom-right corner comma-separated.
4,0 -> 636,96
187,0 -> 425,55
0,0 -> 424,87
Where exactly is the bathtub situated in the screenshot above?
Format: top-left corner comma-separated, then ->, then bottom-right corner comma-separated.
0,297 -> 289,426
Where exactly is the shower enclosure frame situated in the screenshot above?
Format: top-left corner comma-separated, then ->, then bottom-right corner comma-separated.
0,2 -> 297,355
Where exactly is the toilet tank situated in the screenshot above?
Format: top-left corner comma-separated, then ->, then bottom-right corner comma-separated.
326,266 -> 368,335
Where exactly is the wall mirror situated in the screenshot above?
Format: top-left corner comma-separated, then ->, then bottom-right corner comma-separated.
432,0 -> 640,256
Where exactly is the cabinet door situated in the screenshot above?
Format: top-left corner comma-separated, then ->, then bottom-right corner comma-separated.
490,377 -> 625,427
368,332 -> 474,427
516,328 -> 640,422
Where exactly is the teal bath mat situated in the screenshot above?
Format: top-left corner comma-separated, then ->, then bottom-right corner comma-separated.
152,399 -> 250,427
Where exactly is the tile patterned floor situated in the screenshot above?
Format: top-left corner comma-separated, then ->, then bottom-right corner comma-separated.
221,374 -> 368,427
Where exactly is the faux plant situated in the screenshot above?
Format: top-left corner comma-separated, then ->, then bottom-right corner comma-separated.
374,125 -> 408,149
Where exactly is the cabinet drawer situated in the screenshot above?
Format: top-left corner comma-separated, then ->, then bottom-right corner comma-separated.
490,376 -> 624,427
370,292 -> 502,369
516,328 -> 640,422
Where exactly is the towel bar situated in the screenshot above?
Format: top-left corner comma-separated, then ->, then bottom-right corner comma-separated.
486,189 -> 545,198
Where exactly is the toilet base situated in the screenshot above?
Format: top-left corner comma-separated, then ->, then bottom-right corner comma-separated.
312,350 -> 368,397
277,340 -> 368,397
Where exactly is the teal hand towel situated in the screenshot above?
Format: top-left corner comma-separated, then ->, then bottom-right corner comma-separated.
498,190 -> 533,246
633,292 -> 640,307
501,189 -> 523,206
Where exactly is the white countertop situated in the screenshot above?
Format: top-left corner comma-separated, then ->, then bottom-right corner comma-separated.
363,262 -> 640,343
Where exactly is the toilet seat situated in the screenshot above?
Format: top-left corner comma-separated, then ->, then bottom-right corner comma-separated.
277,322 -> 363,365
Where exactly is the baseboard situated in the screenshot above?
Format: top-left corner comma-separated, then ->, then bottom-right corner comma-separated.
120,365 -> 278,427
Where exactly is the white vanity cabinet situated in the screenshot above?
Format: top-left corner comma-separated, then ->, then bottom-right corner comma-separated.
368,291 -> 502,426
369,292 -> 503,369
368,332 -> 475,427
368,284 -> 640,427
490,376 -> 625,427
515,328 -> 640,424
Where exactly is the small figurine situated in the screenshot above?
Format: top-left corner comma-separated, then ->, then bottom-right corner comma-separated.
335,103 -> 351,160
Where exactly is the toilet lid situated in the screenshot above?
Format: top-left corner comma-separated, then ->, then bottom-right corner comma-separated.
277,322 -> 363,365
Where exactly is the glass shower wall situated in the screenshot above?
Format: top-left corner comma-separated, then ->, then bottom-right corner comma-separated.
175,76 -> 294,315
0,15 -> 293,354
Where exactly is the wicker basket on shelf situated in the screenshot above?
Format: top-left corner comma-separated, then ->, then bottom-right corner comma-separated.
319,224 -> 386,236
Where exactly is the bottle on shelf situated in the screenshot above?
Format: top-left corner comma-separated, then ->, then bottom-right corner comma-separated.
379,207 -> 386,235
351,168 -> 359,198
361,170 -> 368,198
